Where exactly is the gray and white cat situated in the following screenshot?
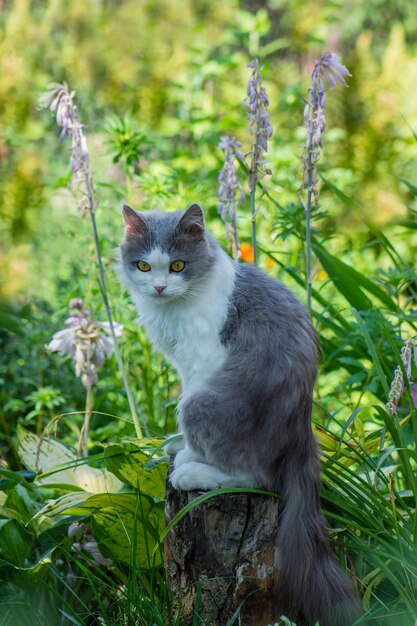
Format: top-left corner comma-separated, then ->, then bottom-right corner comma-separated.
119,203 -> 360,626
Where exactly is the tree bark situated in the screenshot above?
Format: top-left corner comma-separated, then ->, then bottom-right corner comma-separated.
164,469 -> 281,626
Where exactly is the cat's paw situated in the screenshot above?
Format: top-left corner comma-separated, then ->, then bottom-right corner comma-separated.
164,434 -> 185,456
173,446 -> 201,469
170,461 -> 223,491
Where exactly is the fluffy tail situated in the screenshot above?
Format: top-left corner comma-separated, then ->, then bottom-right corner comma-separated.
275,434 -> 361,626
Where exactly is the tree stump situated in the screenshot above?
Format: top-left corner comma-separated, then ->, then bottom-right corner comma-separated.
164,468 -> 281,626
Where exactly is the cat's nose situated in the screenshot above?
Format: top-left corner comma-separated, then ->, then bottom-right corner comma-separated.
154,285 -> 166,294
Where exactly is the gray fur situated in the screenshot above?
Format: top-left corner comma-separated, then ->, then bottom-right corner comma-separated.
119,204 -> 361,626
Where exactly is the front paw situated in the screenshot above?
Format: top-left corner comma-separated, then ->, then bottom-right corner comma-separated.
173,446 -> 200,470
170,461 -> 223,491
171,463 -> 202,491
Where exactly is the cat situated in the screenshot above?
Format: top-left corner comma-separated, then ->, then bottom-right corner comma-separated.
119,203 -> 361,626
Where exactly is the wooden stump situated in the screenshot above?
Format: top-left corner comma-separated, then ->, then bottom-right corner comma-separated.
164,470 -> 281,626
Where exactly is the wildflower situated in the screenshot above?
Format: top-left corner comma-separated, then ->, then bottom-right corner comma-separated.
300,52 -> 350,314
68,522 -> 112,567
386,338 -> 417,416
240,242 -> 254,263
300,52 -> 350,206
218,136 -> 245,259
244,58 -> 272,179
39,83 -> 91,216
47,298 -> 122,389
244,58 -> 272,267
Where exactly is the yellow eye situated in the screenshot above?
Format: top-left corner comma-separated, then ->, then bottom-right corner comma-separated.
170,260 -> 185,272
137,261 -> 151,272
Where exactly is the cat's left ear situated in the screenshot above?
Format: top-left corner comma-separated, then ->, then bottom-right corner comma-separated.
122,204 -> 147,236
179,203 -> 205,237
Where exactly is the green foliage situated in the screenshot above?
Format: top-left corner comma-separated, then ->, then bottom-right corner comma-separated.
104,442 -> 169,501
2,1 -> 417,624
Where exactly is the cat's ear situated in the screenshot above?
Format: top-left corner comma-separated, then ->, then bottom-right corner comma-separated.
122,204 -> 147,236
178,203 -> 205,237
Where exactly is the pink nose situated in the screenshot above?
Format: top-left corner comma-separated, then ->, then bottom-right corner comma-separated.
154,285 -> 166,294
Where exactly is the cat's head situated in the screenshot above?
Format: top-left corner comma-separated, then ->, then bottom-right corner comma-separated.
119,203 -> 216,301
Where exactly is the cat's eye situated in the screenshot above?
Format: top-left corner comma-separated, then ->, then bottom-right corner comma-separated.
137,261 -> 151,272
170,260 -> 185,273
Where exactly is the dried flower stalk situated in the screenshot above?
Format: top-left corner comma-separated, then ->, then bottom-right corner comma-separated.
48,298 -> 122,388
386,338 -> 417,417
40,83 -> 146,439
48,298 -> 123,455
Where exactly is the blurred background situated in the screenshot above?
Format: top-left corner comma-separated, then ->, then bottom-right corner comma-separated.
1,0 -> 417,299
1,0 -> 417,438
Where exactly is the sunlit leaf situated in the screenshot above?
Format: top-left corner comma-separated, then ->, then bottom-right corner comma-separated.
104,442 -> 168,500
17,426 -> 123,493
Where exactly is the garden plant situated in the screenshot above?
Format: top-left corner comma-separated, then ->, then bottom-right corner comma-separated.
1,2 -> 417,625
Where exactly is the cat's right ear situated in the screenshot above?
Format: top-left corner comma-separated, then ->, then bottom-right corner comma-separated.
122,204 -> 147,236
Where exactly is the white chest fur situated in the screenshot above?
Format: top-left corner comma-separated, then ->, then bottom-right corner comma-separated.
133,251 -> 236,394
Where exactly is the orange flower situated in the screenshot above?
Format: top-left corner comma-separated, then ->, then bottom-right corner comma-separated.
240,242 -> 254,263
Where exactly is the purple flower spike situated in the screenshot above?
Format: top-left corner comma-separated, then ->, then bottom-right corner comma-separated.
217,136 -> 245,260
244,59 -> 272,181
300,52 -> 350,207
39,83 -> 92,217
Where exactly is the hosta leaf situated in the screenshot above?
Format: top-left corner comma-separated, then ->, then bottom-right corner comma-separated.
34,491 -> 95,518
17,426 -> 122,493
104,442 -> 168,500
0,519 -> 33,566
92,493 -> 164,569
38,491 -> 164,569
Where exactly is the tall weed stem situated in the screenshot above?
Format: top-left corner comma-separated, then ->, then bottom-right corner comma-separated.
84,173 -> 146,439
305,149 -> 313,312
250,145 -> 258,265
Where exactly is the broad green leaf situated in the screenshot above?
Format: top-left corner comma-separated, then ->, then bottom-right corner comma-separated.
0,519 -> 33,566
35,491 -> 164,569
104,443 -> 168,500
90,493 -> 163,569
92,506 -> 163,569
0,485 -> 41,532
17,426 -> 122,493
32,490 -> 93,519
312,243 -> 398,311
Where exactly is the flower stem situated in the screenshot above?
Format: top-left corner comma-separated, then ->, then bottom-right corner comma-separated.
250,146 -> 258,266
305,146 -> 313,315
81,383 -> 94,457
83,172 -> 147,439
